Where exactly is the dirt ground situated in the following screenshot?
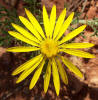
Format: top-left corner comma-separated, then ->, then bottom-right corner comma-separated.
0,0 -> 98,100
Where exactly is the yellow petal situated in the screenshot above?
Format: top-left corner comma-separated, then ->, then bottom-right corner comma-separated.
12,23 -> 40,43
53,8 -> 66,39
49,5 -> 56,38
59,25 -> 86,44
60,48 -> 95,58
16,56 -> 44,83
52,58 -> 60,96
25,8 -> 46,39
55,12 -> 74,41
56,59 -> 68,84
44,60 -> 51,93
43,5 -> 50,37
59,43 -> 95,48
19,16 -> 42,41
60,56 -> 83,78
8,31 -> 39,47
12,54 -> 42,75
7,46 -> 40,52
29,59 -> 45,89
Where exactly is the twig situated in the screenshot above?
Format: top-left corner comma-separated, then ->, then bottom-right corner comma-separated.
81,0 -> 87,13
68,0 -> 84,12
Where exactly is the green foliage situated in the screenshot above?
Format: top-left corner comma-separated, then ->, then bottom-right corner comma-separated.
0,6 -> 13,46
0,4 -> 22,47
72,13 -> 98,37
23,0 -> 42,22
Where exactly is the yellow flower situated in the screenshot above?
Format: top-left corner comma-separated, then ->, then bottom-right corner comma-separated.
7,5 -> 95,95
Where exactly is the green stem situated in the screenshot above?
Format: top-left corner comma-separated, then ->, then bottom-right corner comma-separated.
79,20 -> 98,26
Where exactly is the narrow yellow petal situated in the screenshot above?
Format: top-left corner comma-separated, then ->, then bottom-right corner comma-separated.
44,60 -> 51,93
29,59 -> 45,89
7,46 -> 40,52
56,59 -> 68,84
55,12 -> 74,41
25,8 -> 46,39
49,5 -> 56,38
16,56 -> 44,83
12,54 -> 42,75
60,56 -> 83,78
59,43 -> 95,49
59,25 -> 86,45
60,48 -> 95,58
12,23 -> 40,43
43,5 -> 50,37
8,31 -> 39,47
52,58 -> 60,96
53,8 -> 66,39
19,16 -> 42,41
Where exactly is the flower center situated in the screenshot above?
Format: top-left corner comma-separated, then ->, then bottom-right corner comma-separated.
40,38 -> 59,58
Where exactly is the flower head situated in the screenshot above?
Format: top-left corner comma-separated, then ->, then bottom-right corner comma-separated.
7,5 -> 95,95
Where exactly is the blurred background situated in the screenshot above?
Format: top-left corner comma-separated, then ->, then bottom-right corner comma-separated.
0,0 -> 98,100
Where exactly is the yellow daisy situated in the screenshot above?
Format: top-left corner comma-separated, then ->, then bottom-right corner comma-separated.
7,5 -> 95,95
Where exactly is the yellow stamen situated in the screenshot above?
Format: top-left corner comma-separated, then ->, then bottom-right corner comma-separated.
40,39 -> 59,58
